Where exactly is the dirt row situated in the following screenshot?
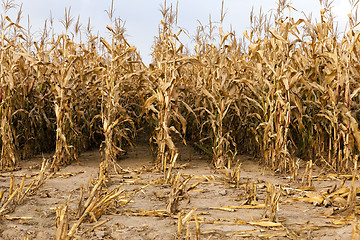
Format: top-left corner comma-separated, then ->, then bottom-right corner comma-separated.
0,144 -> 358,239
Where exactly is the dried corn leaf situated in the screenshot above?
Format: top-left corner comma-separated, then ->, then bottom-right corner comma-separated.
248,221 -> 282,227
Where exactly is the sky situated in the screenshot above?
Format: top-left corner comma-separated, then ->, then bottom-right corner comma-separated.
4,0 -> 355,64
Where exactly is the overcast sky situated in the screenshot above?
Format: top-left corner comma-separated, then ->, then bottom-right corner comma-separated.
5,0 -> 355,64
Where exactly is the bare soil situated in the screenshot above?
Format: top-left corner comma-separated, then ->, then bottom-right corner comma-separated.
0,143 -> 358,240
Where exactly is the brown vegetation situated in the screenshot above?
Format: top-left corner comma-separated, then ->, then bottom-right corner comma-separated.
1,0 -> 360,238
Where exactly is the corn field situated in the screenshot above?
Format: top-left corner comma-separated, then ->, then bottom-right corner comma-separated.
0,0 -> 359,176
1,0 -> 360,238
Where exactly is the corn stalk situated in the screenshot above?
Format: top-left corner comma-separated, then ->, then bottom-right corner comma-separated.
99,7 -> 139,176
0,4 -> 21,170
145,3 -> 187,179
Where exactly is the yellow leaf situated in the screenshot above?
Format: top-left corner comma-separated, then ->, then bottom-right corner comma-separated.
258,233 -> 286,238
209,207 -> 237,212
270,29 -> 287,42
248,221 -> 282,227
331,220 -> 347,225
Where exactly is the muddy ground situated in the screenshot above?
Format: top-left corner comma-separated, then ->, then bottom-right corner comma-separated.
0,142 -> 358,239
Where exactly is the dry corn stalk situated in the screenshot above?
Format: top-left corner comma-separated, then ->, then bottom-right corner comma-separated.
225,160 -> 242,188
0,5 -> 21,170
53,175 -> 130,239
55,194 -> 71,240
167,172 -> 192,214
264,183 -> 281,222
190,22 -> 239,168
0,157 -> 51,216
302,160 -> 313,187
50,34 -> 82,169
177,208 -> 200,239
99,2 -> 141,176
352,221 -> 360,240
145,3 -> 188,180
347,160 -> 358,207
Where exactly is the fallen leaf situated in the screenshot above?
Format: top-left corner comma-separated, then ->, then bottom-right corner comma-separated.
248,221 -> 282,227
